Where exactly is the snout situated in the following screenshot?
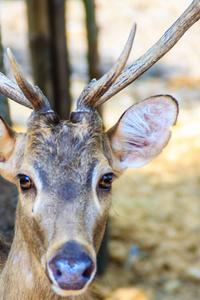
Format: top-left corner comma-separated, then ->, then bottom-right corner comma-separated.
47,240 -> 96,295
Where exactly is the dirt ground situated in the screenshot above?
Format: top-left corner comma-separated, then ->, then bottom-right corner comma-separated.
1,1 -> 200,299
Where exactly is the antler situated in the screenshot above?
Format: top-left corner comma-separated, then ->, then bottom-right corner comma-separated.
0,49 -> 51,112
0,72 -> 32,109
77,0 -> 200,109
7,48 -> 51,112
76,23 -> 136,110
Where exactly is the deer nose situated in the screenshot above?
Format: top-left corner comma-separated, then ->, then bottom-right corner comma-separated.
48,241 -> 96,291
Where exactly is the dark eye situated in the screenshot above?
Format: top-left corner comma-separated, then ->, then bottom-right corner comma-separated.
18,174 -> 34,191
99,173 -> 114,191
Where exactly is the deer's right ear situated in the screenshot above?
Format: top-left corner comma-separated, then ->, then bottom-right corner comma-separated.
0,117 -> 17,162
0,117 -> 19,181
107,95 -> 178,174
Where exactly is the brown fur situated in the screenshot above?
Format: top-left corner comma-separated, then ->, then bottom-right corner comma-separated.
0,236 -> 10,274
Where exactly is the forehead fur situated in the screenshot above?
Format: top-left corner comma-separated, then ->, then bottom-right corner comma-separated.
23,111 -> 109,178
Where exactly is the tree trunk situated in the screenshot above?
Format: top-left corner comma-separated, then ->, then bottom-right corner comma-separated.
0,25 -> 18,242
82,0 -> 103,118
26,0 -> 71,119
47,0 -> 71,118
26,0 -> 53,107
82,0 -> 100,80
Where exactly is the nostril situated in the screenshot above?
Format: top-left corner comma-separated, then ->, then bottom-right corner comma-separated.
82,262 -> 94,279
55,267 -> 62,277
49,259 -> 63,280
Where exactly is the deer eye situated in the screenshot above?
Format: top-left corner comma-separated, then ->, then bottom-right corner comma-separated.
99,173 -> 114,191
18,174 -> 34,190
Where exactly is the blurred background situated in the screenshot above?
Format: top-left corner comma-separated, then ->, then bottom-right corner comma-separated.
1,0 -> 200,299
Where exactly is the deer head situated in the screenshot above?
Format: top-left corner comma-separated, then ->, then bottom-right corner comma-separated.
0,19 -> 183,298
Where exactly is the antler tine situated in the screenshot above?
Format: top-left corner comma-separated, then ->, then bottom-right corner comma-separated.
7,48 -> 51,112
0,73 -> 33,109
99,0 -> 200,104
76,23 -> 136,110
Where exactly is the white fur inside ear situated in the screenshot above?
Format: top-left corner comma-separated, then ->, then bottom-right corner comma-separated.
108,95 -> 178,170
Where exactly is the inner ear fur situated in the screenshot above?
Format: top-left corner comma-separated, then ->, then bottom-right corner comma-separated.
0,117 -> 17,162
107,95 -> 178,172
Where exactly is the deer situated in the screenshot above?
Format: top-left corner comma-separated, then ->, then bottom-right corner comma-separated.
0,0 -> 200,299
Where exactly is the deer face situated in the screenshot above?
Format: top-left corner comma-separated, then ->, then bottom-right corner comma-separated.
0,95 -> 178,296
0,29 -> 178,297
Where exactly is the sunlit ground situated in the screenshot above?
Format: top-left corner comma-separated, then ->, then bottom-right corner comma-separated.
1,0 -> 200,299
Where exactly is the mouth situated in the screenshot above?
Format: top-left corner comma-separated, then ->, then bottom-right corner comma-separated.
51,283 -> 89,297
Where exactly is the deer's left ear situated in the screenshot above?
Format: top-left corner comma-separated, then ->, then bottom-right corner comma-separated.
107,95 -> 178,173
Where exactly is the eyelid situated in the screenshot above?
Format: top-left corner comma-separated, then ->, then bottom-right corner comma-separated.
15,173 -> 23,181
16,173 -> 32,180
105,172 -> 117,182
